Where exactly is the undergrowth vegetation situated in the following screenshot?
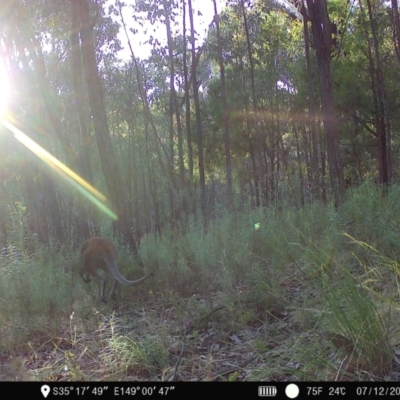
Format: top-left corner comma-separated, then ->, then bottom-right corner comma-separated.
1,182 -> 400,381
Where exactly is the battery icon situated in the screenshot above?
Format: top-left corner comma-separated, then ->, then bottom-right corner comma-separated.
258,386 -> 277,397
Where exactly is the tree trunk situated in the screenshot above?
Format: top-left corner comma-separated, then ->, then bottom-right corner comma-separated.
70,0 -> 96,239
213,0 -> 233,201
391,0 -> 400,64
188,0 -> 206,219
359,0 -> 390,185
303,8 -> 321,199
294,125 -> 305,206
306,0 -> 345,201
365,0 -> 391,184
240,0 -> 265,206
74,0 -> 143,265
166,2 -> 184,189
165,1 -> 185,221
182,0 -> 194,212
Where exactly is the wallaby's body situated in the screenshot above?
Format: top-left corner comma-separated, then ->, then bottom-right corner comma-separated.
79,237 -> 151,303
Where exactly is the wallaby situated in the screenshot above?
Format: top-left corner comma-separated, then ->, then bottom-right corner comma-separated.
79,236 -> 152,303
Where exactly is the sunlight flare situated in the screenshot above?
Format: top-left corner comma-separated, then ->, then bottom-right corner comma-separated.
0,118 -> 117,220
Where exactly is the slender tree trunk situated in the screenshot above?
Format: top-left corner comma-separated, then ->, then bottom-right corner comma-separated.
240,0 -> 264,206
302,125 -> 312,185
319,121 -> 327,202
359,0 -> 390,185
166,4 -> 184,190
74,0 -> 142,264
391,0 -> 400,64
351,134 -> 363,181
164,1 -> 186,224
365,0 -> 391,184
125,111 -> 143,241
70,2 -> 93,185
236,53 -> 260,207
116,1 -> 178,201
294,125 -> 305,206
182,0 -> 194,210
188,0 -> 206,219
213,0 -> 233,201
70,0 -> 95,239
306,0 -> 344,201
303,8 -> 321,199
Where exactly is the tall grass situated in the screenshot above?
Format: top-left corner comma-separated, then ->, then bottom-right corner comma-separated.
0,181 -> 399,380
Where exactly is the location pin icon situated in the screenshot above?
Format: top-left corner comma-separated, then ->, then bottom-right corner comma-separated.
41,385 -> 50,398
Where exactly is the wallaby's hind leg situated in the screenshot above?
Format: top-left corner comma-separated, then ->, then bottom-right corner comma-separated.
110,280 -> 118,300
90,270 -> 107,303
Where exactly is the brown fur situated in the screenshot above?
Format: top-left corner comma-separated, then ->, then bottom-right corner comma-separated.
79,237 -> 152,303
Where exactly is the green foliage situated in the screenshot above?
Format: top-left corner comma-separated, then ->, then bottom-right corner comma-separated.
3,0 -> 400,381
104,326 -> 170,377
1,182 -> 400,380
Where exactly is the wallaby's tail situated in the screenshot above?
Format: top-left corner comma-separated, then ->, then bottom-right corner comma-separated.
103,255 -> 151,286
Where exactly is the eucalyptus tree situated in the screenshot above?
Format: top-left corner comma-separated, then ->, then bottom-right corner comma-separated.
212,0 -> 233,200
71,0 -> 145,264
359,0 -> 392,184
182,0 -> 194,189
204,1 -> 302,206
187,0 -> 207,219
277,0 -> 400,190
205,1 -> 262,205
303,0 -> 345,199
129,0 -> 197,226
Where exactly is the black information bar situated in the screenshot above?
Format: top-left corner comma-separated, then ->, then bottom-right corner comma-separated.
1,381 -> 400,399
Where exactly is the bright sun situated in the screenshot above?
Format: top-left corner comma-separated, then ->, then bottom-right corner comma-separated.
0,60 -> 10,118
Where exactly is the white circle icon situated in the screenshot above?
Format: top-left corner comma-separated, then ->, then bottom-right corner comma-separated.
286,383 -> 300,399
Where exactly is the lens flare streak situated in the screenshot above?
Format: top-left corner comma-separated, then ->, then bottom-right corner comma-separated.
1,118 -> 117,220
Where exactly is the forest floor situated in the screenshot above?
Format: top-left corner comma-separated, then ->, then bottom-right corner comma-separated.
1,183 -> 400,381
0,284 -> 293,381
1,264 -> 400,382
